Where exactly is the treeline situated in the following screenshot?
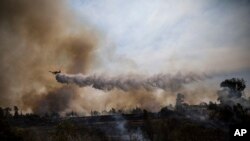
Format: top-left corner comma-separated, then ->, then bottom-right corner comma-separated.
0,106 -> 21,119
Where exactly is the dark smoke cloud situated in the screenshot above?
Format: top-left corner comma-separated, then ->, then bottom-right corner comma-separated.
55,73 -> 205,92
0,0 -> 99,113
21,87 -> 78,114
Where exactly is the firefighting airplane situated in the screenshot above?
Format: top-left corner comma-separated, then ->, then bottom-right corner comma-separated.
49,70 -> 61,75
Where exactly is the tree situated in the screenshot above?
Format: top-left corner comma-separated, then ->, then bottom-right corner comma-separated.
4,107 -> 12,118
108,108 -> 116,115
176,93 -> 185,105
220,78 -> 246,92
66,110 -> 78,117
91,110 -> 100,116
0,107 -> 4,118
175,93 -> 185,111
131,107 -> 143,114
14,106 -> 19,117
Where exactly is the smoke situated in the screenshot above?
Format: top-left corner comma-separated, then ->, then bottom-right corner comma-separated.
217,88 -> 250,108
21,87 -> 78,115
217,78 -> 250,108
55,73 -> 205,92
0,0 -> 221,114
52,72 -> 208,113
111,115 -> 149,141
0,0 -> 99,113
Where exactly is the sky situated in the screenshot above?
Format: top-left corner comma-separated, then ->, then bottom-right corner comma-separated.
71,0 -> 250,88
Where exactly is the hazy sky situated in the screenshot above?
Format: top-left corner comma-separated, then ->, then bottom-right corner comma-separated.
71,0 -> 250,85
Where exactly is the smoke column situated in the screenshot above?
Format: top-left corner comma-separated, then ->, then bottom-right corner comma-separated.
0,0 -> 99,114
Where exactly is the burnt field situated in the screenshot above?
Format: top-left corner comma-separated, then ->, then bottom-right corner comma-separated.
1,106 -> 249,141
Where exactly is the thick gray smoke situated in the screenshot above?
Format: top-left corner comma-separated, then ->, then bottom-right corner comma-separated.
55,73 -> 205,92
218,88 -> 250,108
217,78 -> 250,108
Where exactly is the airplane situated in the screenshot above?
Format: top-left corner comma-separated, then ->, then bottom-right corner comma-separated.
49,70 -> 61,75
